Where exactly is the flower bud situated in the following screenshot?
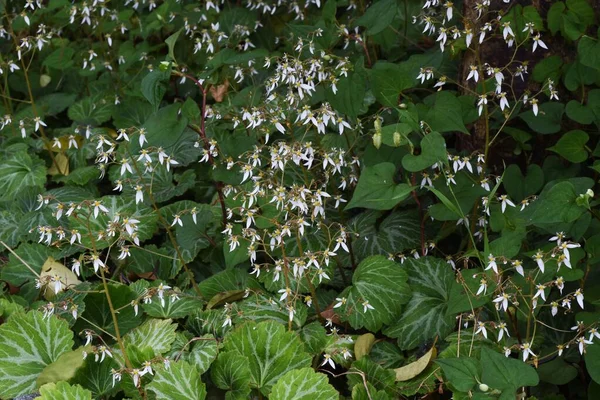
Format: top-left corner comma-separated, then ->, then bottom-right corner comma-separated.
373,132 -> 382,149
393,131 -> 401,147
479,383 -> 489,392
40,74 -> 51,87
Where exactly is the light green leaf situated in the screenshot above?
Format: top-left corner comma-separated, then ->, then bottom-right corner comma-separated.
211,351 -> 252,400
348,357 -> 396,396
38,382 -> 92,400
187,334 -> 218,374
525,181 -> 586,225
270,368 -> 338,400
165,28 -> 183,62
480,347 -> 539,393
147,360 -> 207,400
549,129 -> 589,163
338,255 -> 411,331
0,151 -> 46,200
346,163 -> 413,210
0,311 -> 74,399
37,345 -> 89,387
436,357 -> 481,392
402,132 -> 447,172
222,321 -> 312,395
384,257 -> 456,350
124,318 -> 177,356
67,94 -> 114,125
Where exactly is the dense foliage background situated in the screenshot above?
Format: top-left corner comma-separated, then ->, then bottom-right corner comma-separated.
1,0 -> 600,399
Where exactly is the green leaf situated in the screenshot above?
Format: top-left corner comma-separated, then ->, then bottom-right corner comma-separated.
355,0 -> 397,35
538,357 -> 578,385
348,357 -> 396,396
326,59 -> 367,118
370,53 -> 443,107
38,382 -> 92,400
0,311 -> 74,399
143,296 -> 204,318
549,129 -> 589,163
222,321 -> 312,395
141,69 -> 169,109
384,257 -> 456,350
211,351 -> 252,400
0,243 -> 58,303
187,334 -> 218,374
69,355 -> 118,398
0,151 -> 46,200
532,55 -> 563,83
424,91 -> 468,134
402,132 -> 447,172
480,347 -> 539,393
578,33 -> 600,71
436,357 -> 481,392
585,341 -> 600,384
43,47 -> 75,70
165,28 -> 183,62
270,368 -> 338,400
348,210 -> 421,261
503,164 -> 544,202
338,255 -> 411,331
566,100 -> 595,124
124,318 -> 177,356
346,163 -> 413,210
526,181 -> 586,225
37,346 -> 88,387
547,2 -> 566,35
147,360 -> 207,400
519,102 -> 564,134
68,94 -> 114,125
74,284 -> 142,337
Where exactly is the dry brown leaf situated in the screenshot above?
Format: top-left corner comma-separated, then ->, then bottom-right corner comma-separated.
209,80 -> 229,102
394,345 -> 437,382
48,152 -> 70,176
40,257 -> 81,300
354,333 -> 376,361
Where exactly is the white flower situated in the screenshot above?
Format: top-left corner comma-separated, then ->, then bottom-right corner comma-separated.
497,322 -> 510,341
467,65 -> 479,82
333,297 -> 346,308
521,342 -> 536,361
320,354 -> 335,369
493,293 -> 509,312
574,288 -> 584,309
498,194 -> 515,213
476,278 -> 487,296
577,337 -> 592,354
533,284 -> 546,301
475,321 -> 488,338
362,300 -> 374,313
533,251 -> 545,272
485,254 -> 498,274
278,287 -> 291,302
532,34 -> 547,52
530,98 -> 539,116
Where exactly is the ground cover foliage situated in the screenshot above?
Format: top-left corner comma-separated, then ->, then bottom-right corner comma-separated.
1,0 -> 600,399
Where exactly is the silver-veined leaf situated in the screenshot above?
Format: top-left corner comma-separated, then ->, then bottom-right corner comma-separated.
123,318 -> 177,356
38,381 -> 92,400
147,360 -> 207,400
0,311 -> 74,399
270,368 -> 338,400
222,320 -> 312,395
338,256 -> 411,331
383,257 -> 456,350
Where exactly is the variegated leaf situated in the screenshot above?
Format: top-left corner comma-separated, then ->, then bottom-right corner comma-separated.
0,311 -> 74,399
